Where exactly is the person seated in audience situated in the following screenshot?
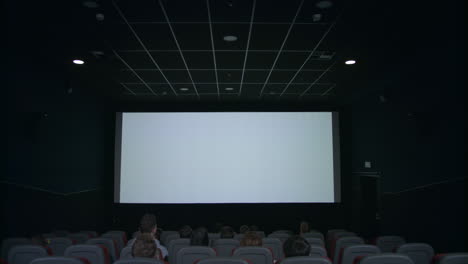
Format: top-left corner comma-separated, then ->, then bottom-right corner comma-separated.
283,236 -> 311,258
179,225 -> 192,239
299,221 -> 310,235
240,231 -> 262,247
130,213 -> 168,260
132,233 -> 163,260
220,226 -> 235,239
190,227 -> 209,246
239,225 -> 250,234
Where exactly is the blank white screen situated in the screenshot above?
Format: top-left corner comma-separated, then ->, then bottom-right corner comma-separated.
117,112 -> 339,203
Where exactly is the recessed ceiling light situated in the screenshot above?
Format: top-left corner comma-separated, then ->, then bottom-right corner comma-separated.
180,87 -> 189,91
225,87 -> 234,91
345,60 -> 356,65
223,35 -> 238,42
316,0 -> 333,9
83,1 -> 99,8
73,59 -> 85,65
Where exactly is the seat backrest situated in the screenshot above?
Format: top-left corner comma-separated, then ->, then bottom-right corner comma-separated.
396,243 -> 434,264
86,238 -> 118,261
328,232 -> 355,253
161,232 -> 179,246
64,244 -> 108,264
302,233 -> 324,242
80,231 -> 98,238
106,231 -> 127,244
8,245 -> 48,264
305,238 -> 324,248
68,234 -> 89,245
326,231 -> 346,242
309,246 -> 327,258
255,232 -> 266,239
375,236 -> 406,253
1,238 -> 32,260
165,234 -> 181,248
127,239 -> 136,248
168,239 -> 191,264
120,247 -> 133,259
212,239 -> 240,257
359,253 -> 414,264
197,257 -> 250,264
176,247 -> 216,264
262,238 -> 283,260
332,237 -> 364,264
102,233 -> 124,252
49,238 -> 74,256
281,256 -> 332,264
435,253 -> 468,264
233,235 -> 244,242
267,234 -> 290,244
31,256 -> 87,264
208,234 -> 221,247
114,257 -> 164,264
232,247 -> 273,264
340,245 -> 380,264
271,231 -> 292,235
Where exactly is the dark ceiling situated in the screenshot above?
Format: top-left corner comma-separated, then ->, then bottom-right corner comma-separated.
6,0 -> 464,109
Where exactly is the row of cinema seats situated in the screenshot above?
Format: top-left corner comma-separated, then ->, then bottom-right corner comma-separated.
2,229 -> 467,264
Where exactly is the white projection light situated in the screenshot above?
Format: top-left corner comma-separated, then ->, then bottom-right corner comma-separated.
223,35 -> 238,42
73,59 -> 85,65
345,60 -> 356,65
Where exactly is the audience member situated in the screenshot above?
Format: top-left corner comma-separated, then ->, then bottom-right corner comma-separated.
220,226 -> 235,239
240,231 -> 262,247
190,227 -> 209,246
299,221 -> 310,235
130,213 -> 168,260
283,236 -> 311,258
179,225 -> 192,239
132,233 -> 162,260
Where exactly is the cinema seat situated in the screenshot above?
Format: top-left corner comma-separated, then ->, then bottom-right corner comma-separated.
31,257 -> 88,264
280,256 -> 332,264
375,236 -> 406,253
433,253 -> 468,264
339,245 -> 380,264
8,245 -> 48,264
233,235 -> 244,242
105,231 -> 127,244
168,239 -> 190,264
212,239 -> 240,257
197,257 -> 250,264
326,231 -> 346,242
120,247 -> 132,259
332,237 -> 364,264
309,246 -> 327,258
305,238 -> 325,248
233,247 -> 273,264
176,247 -> 216,264
262,238 -> 283,260
1,238 -> 32,261
302,233 -> 324,242
396,243 -> 434,264
161,232 -> 179,246
164,234 -> 181,248
64,245 -> 110,264
271,231 -> 292,235
49,238 -> 74,256
357,253 -> 414,264
80,231 -> 98,238
114,257 -> 164,264
209,234 -> 221,247
127,239 -> 136,247
267,234 -> 290,244
86,238 -> 118,262
102,233 -> 124,252
68,234 -> 90,244
327,232 -> 356,255
255,232 -> 266,239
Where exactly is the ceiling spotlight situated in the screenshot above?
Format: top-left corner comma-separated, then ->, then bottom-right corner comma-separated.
345,60 -> 356,65
223,35 -> 238,42
83,1 -> 99,8
180,87 -> 189,91
316,0 -> 333,9
225,87 -> 234,91
73,59 -> 85,65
